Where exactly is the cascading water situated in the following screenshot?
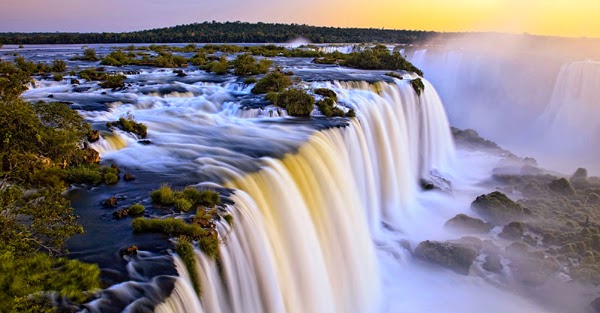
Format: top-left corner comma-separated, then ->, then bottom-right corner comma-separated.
539,60 -> 600,146
155,78 -> 456,313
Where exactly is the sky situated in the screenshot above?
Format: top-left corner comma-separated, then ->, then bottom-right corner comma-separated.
1,0 -> 600,38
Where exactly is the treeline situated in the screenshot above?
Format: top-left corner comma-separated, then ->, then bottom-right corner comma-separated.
0,21 -> 438,44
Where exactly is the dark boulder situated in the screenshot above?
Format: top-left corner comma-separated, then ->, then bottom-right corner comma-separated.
113,208 -> 129,219
445,214 -> 494,234
471,191 -> 524,225
103,196 -> 118,208
414,240 -> 479,275
120,245 -> 138,257
124,173 -> 136,181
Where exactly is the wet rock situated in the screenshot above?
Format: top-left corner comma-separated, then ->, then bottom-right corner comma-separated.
87,130 -> 100,143
103,196 -> 118,208
82,147 -> 100,164
471,191 -> 524,225
420,179 -> 435,190
48,94 -> 54,98
120,245 -> 138,256
173,69 -> 187,77
124,173 -> 136,181
548,178 -> 576,196
414,240 -> 479,275
483,254 -> 504,273
499,222 -> 525,240
113,208 -> 129,219
445,214 -> 494,234
71,78 -> 80,85
138,140 -> 152,145
73,86 -> 91,93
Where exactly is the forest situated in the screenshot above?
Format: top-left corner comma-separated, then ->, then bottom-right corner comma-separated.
0,21 -> 439,44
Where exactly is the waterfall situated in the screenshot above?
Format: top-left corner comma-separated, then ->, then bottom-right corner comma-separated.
539,60 -> 600,145
158,79 -> 456,312
89,132 -> 135,155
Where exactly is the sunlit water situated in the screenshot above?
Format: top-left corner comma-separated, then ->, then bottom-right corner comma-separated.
14,44 -> 559,312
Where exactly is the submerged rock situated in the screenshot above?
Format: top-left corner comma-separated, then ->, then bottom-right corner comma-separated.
445,214 -> 494,234
471,191 -> 524,225
124,173 -> 136,181
414,240 -> 479,275
113,208 -> 129,219
103,196 -> 118,208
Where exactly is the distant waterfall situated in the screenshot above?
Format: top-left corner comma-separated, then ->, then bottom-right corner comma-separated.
539,60 -> 600,145
159,79 -> 455,313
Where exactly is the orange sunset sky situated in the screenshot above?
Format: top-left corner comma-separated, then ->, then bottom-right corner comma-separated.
1,0 -> 599,37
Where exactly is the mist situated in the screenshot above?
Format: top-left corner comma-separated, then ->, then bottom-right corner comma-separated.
406,33 -> 600,175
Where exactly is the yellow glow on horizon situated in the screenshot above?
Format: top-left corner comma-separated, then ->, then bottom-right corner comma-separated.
310,0 -> 600,38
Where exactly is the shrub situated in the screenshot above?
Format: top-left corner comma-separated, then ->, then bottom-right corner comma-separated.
316,97 -> 344,117
53,73 -> 64,81
251,71 -> 292,94
274,89 -> 315,117
346,108 -> 356,118
199,190 -> 221,207
52,59 -> 67,72
83,48 -> 98,61
411,78 -> 425,96
99,74 -> 126,89
131,218 -> 219,258
175,239 -> 201,295
107,115 -> 147,138
100,50 -> 131,66
244,77 -> 257,84
189,52 -> 207,66
223,214 -> 234,226
128,204 -> 145,215
150,184 -> 175,205
182,186 -> 202,203
313,88 -> 337,100
65,165 -> 103,185
342,45 -> 424,76
203,56 -> 229,74
174,197 -> 193,212
104,173 -> 118,185
232,54 -> 272,76
78,68 -> 108,81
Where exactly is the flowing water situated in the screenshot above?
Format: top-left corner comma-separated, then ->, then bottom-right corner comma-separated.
407,46 -> 600,174
10,44 -> 561,312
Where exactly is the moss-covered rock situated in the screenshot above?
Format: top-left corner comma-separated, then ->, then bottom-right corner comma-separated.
471,191 -> 524,225
499,222 -> 525,240
444,214 -> 494,234
549,178 -> 576,196
414,240 -> 479,275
